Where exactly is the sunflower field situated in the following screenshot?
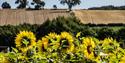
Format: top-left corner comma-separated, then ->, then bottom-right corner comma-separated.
0,31 -> 125,63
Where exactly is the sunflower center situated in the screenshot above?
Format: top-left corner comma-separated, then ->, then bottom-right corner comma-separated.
48,39 -> 52,43
87,45 -> 92,54
48,38 -> 58,44
60,39 -> 69,49
41,44 -> 47,52
53,38 -> 58,41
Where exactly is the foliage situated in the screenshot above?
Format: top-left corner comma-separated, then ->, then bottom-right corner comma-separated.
36,16 -> 82,38
1,2 -> 11,9
53,5 -> 57,10
33,1 -> 45,10
96,28 -> 115,40
0,31 -> 125,63
88,5 -> 125,10
59,0 -> 81,11
15,0 -> 45,9
15,0 -> 27,8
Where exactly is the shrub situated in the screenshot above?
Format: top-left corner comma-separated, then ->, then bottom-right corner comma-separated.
97,28 -> 115,40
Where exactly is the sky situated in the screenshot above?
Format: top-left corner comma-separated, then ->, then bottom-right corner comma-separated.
0,0 -> 125,9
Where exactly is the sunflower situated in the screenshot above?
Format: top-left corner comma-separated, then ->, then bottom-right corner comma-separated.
101,38 -> 120,54
37,37 -> 49,52
37,32 -> 60,52
102,38 -> 113,46
46,32 -> 60,43
60,32 -> 74,53
15,31 -> 36,52
82,37 -> 96,60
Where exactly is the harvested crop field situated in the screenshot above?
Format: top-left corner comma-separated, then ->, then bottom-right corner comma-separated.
0,9 -> 125,25
0,9 -> 70,25
74,10 -> 125,24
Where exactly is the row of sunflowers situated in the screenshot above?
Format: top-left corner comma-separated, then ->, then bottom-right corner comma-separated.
0,31 -> 125,63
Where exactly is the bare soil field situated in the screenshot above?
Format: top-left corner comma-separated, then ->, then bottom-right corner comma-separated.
74,10 -> 125,24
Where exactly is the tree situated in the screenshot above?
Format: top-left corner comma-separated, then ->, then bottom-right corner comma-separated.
59,0 -> 81,11
31,0 -> 45,10
15,0 -> 28,8
1,2 -> 11,9
53,5 -> 57,10
15,0 -> 45,9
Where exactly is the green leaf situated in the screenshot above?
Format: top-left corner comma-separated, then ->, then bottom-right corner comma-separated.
12,47 -> 18,53
7,52 -> 17,60
22,39 -> 29,46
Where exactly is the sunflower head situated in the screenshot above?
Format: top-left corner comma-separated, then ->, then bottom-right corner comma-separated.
37,37 -> 48,52
15,31 -> 36,52
37,32 -> 60,53
46,32 -> 61,43
102,38 -> 113,46
60,32 -> 74,53
82,37 -> 97,60
101,38 -> 120,54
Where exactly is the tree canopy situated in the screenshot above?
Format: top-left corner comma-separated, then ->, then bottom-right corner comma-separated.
34,1 -> 45,10
1,2 -> 11,9
88,5 -> 125,10
15,0 -> 27,8
59,0 -> 81,11
15,0 -> 45,9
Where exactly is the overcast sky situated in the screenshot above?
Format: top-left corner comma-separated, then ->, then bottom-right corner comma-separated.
0,0 -> 125,9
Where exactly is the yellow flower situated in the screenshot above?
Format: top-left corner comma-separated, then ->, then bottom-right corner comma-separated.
101,38 -> 120,54
0,53 -> 10,63
82,37 -> 96,60
15,31 -> 36,52
120,55 -> 125,63
95,56 -> 101,63
100,38 -> 124,63
38,33 -> 60,52
102,38 -> 113,46
46,32 -> 60,43
60,32 -> 74,53
37,37 -> 49,52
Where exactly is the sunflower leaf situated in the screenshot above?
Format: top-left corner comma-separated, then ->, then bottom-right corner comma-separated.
12,47 -> 18,53
22,39 -> 29,46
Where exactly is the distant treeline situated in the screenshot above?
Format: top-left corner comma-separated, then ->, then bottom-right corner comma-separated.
88,5 -> 125,10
